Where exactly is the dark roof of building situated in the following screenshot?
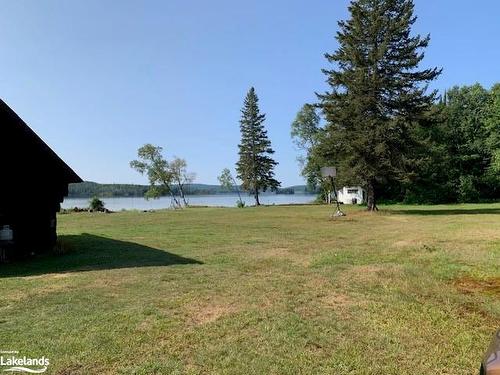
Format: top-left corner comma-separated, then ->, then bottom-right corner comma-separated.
0,99 -> 82,184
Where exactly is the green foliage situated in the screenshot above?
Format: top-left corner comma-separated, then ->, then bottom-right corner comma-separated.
68,181 -> 311,199
458,176 -> 479,203
130,144 -> 172,201
317,0 -> 441,210
89,196 -> 105,211
218,168 -> 244,207
68,181 -> 149,198
290,104 -> 322,189
236,87 -> 280,205
130,144 -> 195,207
144,186 -> 163,200
218,168 -> 236,191
68,181 -> 277,198
404,83 -> 500,203
485,84 -> 500,177
291,104 -> 320,151
275,187 -> 294,194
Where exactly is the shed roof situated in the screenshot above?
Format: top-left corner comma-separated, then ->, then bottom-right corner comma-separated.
0,99 -> 82,184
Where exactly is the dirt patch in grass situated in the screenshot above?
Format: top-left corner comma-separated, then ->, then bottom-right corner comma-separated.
187,300 -> 239,325
321,293 -> 353,309
295,293 -> 355,320
304,275 -> 331,289
4,281 -> 72,302
454,276 -> 500,296
339,264 -> 384,283
335,264 -> 405,293
299,276 -> 358,317
136,316 -> 156,332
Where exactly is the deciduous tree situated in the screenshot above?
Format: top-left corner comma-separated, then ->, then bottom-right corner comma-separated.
290,104 -> 322,187
218,168 -> 244,207
130,144 -> 195,208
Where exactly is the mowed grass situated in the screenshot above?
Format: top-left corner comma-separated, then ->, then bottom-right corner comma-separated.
0,204 -> 499,374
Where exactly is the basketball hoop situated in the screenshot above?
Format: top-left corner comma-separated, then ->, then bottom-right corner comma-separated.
321,166 -> 345,217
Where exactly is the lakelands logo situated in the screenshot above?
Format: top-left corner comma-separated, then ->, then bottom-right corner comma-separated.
0,351 -> 49,373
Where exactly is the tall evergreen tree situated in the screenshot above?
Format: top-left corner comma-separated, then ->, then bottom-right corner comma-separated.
318,0 -> 441,210
236,87 -> 280,205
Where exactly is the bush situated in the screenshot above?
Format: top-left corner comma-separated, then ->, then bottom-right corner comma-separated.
89,196 -> 106,211
458,176 -> 479,203
236,200 -> 246,208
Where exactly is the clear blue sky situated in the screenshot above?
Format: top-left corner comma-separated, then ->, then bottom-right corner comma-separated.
1,1 -> 498,186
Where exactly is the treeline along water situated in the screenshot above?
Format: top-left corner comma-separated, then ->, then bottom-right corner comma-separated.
62,194 -> 316,211
68,182 -> 315,198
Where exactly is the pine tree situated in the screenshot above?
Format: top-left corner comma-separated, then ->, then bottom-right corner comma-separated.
318,0 -> 441,211
236,87 -> 280,205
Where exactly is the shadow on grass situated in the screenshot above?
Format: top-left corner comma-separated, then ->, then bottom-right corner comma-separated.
0,233 -> 202,278
388,207 -> 500,216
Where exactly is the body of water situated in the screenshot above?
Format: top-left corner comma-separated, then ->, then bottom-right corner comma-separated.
62,194 -> 316,211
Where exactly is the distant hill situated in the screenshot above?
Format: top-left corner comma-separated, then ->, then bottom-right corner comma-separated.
68,181 -> 316,198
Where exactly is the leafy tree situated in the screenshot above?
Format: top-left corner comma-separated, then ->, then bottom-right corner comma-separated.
485,84 -> 500,189
218,168 -> 244,207
317,0 -> 441,210
442,84 -> 490,201
290,104 -> 322,187
402,83 -> 500,203
291,104 -> 320,153
130,144 -> 195,208
169,157 -> 196,206
236,87 -> 280,205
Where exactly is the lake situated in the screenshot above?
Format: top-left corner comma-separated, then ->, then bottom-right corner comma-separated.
62,194 -> 316,211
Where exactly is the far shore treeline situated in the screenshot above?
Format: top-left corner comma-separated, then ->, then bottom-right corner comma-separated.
67,181 -> 311,199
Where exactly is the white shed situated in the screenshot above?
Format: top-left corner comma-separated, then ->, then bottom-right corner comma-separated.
337,186 -> 365,204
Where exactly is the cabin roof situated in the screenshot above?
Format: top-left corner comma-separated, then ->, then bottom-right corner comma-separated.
0,99 -> 82,184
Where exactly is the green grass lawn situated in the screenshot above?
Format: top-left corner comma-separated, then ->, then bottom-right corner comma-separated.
1,204 -> 499,374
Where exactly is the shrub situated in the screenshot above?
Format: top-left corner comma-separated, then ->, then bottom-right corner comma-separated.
89,196 -> 106,211
236,200 -> 246,208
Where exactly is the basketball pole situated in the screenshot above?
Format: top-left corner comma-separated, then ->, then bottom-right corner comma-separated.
329,176 -> 345,217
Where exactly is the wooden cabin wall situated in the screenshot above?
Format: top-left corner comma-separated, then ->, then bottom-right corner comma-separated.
0,179 -> 67,255
1,99 -> 82,258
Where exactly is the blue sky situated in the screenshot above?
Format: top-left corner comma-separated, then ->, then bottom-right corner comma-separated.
1,1 -> 498,186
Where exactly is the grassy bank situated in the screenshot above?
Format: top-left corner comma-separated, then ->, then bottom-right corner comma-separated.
0,204 -> 499,374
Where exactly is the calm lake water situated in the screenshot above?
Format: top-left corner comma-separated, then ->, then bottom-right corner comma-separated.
62,194 -> 316,211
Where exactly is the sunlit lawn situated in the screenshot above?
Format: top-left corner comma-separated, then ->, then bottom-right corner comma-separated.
0,204 -> 499,374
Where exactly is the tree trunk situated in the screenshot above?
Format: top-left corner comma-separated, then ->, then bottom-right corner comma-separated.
366,181 -> 378,211
170,193 -> 181,208
179,185 -> 188,206
255,188 -> 260,206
